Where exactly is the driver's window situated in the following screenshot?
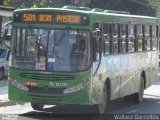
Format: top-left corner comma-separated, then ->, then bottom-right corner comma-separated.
93,22 -> 102,61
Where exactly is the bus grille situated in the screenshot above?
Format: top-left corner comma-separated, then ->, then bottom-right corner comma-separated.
29,94 -> 63,102
19,73 -> 76,81
28,87 -> 66,94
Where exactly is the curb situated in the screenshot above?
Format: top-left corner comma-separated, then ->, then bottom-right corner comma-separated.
0,100 -> 17,107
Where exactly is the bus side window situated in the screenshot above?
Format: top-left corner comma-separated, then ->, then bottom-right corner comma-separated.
144,25 -> 151,50
152,25 -> 158,50
120,24 -> 127,53
128,24 -> 135,52
156,25 -> 159,50
137,25 -> 143,51
112,24 -> 118,54
103,23 -> 110,55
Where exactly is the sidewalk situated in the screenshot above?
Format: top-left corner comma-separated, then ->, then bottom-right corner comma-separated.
0,86 -> 8,101
0,82 -> 17,107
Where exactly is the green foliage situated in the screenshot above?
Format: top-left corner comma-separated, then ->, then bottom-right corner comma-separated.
3,0 -> 89,8
148,0 -> 160,26
4,0 -> 34,8
0,0 -> 4,5
2,0 -> 157,17
3,0 -> 55,8
149,0 -> 160,11
3,0 -> 9,7
90,0 -> 155,16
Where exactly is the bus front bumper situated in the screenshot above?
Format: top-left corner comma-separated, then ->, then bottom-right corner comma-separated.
8,81 -> 92,105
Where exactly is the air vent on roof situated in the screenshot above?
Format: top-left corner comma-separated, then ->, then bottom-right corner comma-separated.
91,8 -> 103,12
103,10 -> 130,14
76,7 -> 91,11
63,5 -> 91,11
63,5 -> 76,10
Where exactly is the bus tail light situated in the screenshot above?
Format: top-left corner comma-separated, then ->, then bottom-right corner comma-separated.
63,79 -> 90,94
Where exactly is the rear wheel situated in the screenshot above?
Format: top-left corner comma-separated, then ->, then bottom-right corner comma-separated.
31,103 -> 44,111
123,76 -> 144,103
0,68 -> 4,80
132,76 -> 144,103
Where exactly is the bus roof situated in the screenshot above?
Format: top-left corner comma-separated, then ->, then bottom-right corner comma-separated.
14,7 -> 157,20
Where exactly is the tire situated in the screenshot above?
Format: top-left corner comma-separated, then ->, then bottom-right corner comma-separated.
0,68 -> 4,80
31,103 -> 44,111
94,84 -> 109,114
131,76 -> 144,103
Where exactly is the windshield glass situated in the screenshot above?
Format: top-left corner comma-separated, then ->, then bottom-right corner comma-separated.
11,28 -> 91,71
0,49 -> 7,58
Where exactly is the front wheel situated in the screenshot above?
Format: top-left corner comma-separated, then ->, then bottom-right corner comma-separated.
31,103 -> 44,111
94,84 -> 109,114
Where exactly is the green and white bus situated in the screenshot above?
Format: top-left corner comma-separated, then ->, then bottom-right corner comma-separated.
8,6 -> 159,114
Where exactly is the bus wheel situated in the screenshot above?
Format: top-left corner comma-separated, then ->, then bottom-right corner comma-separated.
0,68 -> 4,80
132,76 -> 144,103
31,103 -> 44,111
94,85 -> 109,114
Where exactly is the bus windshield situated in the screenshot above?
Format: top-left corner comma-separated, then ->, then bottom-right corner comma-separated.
11,28 -> 91,71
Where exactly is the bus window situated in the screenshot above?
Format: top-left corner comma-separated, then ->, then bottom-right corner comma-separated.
152,25 -> 158,50
128,25 -> 135,52
137,25 -> 143,51
112,24 -> 118,54
103,24 -> 110,55
121,24 -> 127,53
144,25 -> 151,50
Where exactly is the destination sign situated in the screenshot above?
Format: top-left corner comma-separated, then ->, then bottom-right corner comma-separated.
14,13 -> 89,25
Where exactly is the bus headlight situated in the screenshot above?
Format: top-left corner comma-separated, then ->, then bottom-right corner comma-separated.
63,79 -> 90,94
9,76 -> 29,92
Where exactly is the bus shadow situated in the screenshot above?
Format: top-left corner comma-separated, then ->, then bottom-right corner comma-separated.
109,97 -> 160,113
19,97 -> 160,119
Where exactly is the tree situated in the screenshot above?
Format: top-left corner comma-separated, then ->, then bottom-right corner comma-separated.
89,0 -> 155,16
3,0 -> 156,17
3,0 -> 70,8
3,0 -> 90,8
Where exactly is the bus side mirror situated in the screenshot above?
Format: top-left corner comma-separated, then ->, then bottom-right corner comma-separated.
2,21 -> 12,41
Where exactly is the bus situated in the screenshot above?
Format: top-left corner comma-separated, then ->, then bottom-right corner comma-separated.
8,6 -> 159,114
